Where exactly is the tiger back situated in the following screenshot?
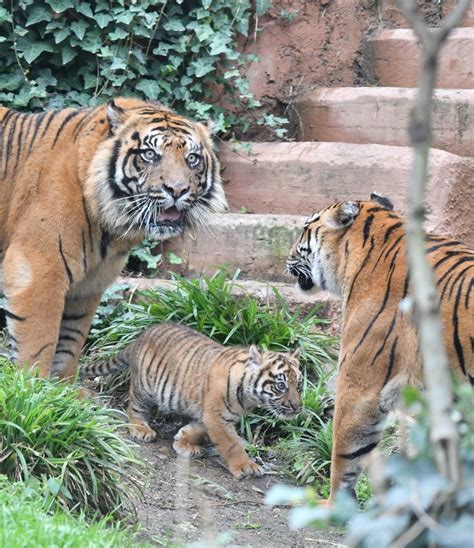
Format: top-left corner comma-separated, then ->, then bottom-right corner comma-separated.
81,322 -> 302,479
0,99 -> 227,382
287,193 -> 473,501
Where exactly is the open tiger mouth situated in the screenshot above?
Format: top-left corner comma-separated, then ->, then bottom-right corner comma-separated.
152,206 -> 185,226
298,272 -> 315,291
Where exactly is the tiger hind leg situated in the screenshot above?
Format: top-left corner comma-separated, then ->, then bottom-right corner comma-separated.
173,421 -> 207,457
329,392 -> 388,502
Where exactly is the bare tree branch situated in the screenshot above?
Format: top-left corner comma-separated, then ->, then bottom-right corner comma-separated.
397,0 -> 470,486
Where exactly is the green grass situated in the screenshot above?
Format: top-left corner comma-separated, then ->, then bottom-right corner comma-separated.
0,477 -> 143,548
85,269 -> 337,397
0,360 -> 141,518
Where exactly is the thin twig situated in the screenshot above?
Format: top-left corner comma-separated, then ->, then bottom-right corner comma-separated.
396,0 -> 470,489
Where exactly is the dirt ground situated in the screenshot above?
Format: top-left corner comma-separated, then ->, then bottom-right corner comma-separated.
132,416 -> 346,548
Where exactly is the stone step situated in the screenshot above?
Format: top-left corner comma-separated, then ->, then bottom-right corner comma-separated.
163,213 -> 306,282
368,28 -> 474,88
442,1 -> 474,27
379,0 -> 474,28
218,142 -> 473,246
117,275 -> 341,319
294,87 -> 474,157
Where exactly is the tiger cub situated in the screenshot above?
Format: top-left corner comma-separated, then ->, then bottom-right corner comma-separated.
81,322 -> 302,479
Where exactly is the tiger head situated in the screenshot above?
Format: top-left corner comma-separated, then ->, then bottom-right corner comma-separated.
248,346 -> 302,419
287,193 -> 395,296
87,98 -> 228,241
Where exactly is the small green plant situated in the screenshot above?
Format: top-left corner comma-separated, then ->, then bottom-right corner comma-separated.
0,477 -> 143,548
0,360 -> 141,518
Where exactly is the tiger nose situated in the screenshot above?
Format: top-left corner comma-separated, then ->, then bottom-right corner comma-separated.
163,181 -> 190,199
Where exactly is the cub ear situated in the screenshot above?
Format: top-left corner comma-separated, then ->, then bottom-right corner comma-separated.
107,99 -> 128,135
370,192 -> 394,210
325,201 -> 360,229
290,347 -> 301,362
248,345 -> 262,368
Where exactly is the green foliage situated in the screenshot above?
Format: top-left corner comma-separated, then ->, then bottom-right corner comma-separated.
0,359 -> 141,518
0,477 -> 143,548
86,268 -> 337,376
0,0 -> 285,136
266,383 -> 474,548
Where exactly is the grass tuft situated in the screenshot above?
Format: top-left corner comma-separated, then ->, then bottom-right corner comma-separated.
0,360 -> 141,518
0,477 -> 143,547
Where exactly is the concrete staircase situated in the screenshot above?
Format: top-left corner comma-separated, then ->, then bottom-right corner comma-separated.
150,4 -> 474,311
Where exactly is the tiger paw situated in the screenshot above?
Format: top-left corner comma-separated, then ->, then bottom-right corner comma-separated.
229,459 -> 264,479
172,437 -> 204,458
130,423 -> 157,443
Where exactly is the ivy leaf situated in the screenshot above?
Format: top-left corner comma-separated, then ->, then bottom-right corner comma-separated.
54,27 -> 71,44
190,58 -> 214,78
95,13 -> 112,28
108,28 -> 129,40
110,58 -> 127,71
61,46 -> 77,65
71,20 -> 88,40
46,0 -> 75,13
18,41 -> 54,64
0,7 -> 12,24
163,19 -> 185,33
194,24 -> 214,42
76,3 -> 93,18
136,79 -> 160,99
0,72 -> 24,92
26,6 -> 51,26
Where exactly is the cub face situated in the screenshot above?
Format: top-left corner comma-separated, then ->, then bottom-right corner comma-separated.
249,346 -> 303,419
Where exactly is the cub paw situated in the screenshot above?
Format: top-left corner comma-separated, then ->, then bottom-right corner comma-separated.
130,423 -> 157,443
229,460 -> 264,479
173,429 -> 204,457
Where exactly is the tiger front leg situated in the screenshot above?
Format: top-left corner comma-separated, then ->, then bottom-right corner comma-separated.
52,293 -> 102,382
2,245 -> 68,377
202,411 -> 263,479
329,387 -> 387,502
127,387 -> 157,443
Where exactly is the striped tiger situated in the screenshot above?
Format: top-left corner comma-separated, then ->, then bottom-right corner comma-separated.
0,98 -> 227,381
81,322 -> 302,478
287,193 -> 473,502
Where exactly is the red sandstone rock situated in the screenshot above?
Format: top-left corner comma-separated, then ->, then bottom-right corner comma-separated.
218,142 -> 473,244
295,87 -> 474,157
369,28 -> 474,89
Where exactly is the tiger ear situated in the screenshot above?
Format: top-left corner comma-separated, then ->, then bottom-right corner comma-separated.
290,348 -> 301,362
248,345 -> 262,368
325,201 -> 360,230
370,192 -> 394,210
107,100 -> 127,135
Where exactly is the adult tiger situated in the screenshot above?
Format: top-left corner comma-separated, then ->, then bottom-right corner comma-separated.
0,98 -> 227,381
287,193 -> 473,502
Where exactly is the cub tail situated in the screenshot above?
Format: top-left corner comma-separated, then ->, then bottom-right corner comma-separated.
80,347 -> 130,379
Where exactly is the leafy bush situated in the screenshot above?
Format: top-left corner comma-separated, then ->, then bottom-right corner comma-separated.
0,477 -> 143,548
0,0 -> 285,136
266,383 -> 474,547
0,360 -> 141,518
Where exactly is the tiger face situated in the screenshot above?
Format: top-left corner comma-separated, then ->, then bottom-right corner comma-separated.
287,201 -> 361,296
249,346 -> 302,419
88,98 -> 227,241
